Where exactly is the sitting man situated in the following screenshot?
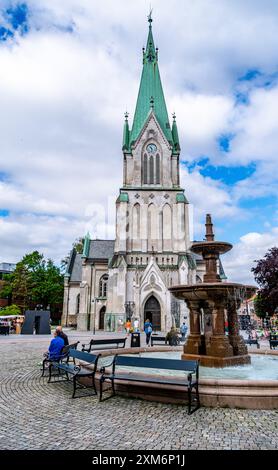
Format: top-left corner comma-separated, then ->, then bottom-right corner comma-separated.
46,330 -> 65,361
56,325 -> 69,346
166,326 -> 180,346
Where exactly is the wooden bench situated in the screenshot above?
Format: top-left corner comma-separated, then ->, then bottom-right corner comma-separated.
99,355 -> 200,415
244,338 -> 260,349
48,349 -> 100,398
269,335 -> 278,349
81,337 -> 127,352
150,335 -> 166,346
41,341 -> 80,377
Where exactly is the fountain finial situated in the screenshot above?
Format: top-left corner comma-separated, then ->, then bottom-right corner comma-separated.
205,214 -> 214,241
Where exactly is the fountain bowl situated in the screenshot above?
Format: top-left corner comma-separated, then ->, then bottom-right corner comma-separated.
80,346 -> 278,409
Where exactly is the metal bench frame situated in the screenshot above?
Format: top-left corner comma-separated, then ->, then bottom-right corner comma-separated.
82,337 -> 127,352
99,355 -> 200,415
48,349 -> 100,398
41,341 -> 80,377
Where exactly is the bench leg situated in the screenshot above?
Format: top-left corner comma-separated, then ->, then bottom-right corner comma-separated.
187,384 -> 200,415
48,364 -> 53,383
41,359 -> 47,377
99,377 -> 115,402
72,376 -> 77,398
187,387 -> 192,415
92,375 -> 97,396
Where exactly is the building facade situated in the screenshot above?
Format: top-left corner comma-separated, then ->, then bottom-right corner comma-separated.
62,17 -> 207,332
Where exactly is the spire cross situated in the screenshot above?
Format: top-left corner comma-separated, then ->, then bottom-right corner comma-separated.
148,7 -> 153,25
172,112 -> 176,121
150,96 -> 154,109
124,111 -> 129,121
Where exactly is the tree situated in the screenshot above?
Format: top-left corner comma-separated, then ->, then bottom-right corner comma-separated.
0,304 -> 21,316
0,251 -> 64,313
61,237 -> 84,272
252,247 -> 278,317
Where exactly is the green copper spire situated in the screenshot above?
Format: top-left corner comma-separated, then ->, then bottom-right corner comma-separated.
129,15 -> 173,146
122,112 -> 130,151
82,231 -> 91,259
172,113 -> 180,154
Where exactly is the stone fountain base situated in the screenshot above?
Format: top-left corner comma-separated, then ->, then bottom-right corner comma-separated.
181,352 -> 251,368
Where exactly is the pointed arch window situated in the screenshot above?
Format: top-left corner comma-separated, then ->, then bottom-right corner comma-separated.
149,155 -> 154,184
156,154 -> 160,184
76,294 -> 80,314
143,154 -> 148,184
142,144 -> 161,185
99,274 -> 108,298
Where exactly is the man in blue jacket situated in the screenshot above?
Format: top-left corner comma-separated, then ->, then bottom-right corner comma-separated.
47,330 -> 65,360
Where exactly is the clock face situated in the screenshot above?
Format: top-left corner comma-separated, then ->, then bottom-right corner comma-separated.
146,143 -> 157,154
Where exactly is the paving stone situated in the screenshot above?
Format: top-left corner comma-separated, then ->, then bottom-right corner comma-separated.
0,334 -> 277,450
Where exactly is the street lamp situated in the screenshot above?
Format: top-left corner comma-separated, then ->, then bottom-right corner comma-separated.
91,298 -> 100,335
125,301 -> 135,321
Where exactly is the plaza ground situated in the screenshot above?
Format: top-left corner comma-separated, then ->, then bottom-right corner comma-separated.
0,331 -> 277,450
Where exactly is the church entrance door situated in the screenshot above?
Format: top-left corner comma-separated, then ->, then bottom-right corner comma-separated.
99,306 -> 106,330
144,296 -> 161,331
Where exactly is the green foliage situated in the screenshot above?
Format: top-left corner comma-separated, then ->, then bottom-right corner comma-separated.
252,247 -> 278,316
253,295 -> 268,319
0,251 -> 64,312
61,237 -> 84,272
0,304 -> 22,316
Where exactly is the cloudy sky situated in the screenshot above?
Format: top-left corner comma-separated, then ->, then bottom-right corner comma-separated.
0,0 -> 278,284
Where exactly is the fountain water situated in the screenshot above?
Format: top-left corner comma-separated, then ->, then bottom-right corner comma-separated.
170,214 -> 257,367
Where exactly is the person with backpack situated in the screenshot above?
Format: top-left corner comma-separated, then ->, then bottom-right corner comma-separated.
180,322 -> 188,341
144,318 -> 152,347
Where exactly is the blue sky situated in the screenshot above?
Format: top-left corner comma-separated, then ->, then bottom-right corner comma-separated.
0,0 -> 278,284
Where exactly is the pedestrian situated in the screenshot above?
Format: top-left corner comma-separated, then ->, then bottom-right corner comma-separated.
56,325 -> 69,346
144,318 -> 152,347
133,318 -> 139,332
180,322 -> 188,341
125,318 -> 131,335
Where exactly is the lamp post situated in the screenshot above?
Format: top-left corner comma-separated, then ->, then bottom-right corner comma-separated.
91,298 -> 100,335
124,301 -> 135,321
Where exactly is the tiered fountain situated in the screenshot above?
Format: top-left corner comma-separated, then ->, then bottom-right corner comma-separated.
170,214 -> 256,367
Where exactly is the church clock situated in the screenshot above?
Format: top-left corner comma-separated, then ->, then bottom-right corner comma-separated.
146,143 -> 157,154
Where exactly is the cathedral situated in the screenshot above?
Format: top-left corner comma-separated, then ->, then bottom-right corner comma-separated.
62,16 -> 213,332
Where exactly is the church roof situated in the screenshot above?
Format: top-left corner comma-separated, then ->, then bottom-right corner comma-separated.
128,16 -> 173,148
88,240 -> 115,260
70,253 -> 82,282
65,249 -> 82,282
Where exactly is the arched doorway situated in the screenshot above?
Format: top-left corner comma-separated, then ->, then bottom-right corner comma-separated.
99,306 -> 106,330
144,296 -> 161,330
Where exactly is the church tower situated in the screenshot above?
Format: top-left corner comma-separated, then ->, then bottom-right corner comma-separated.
106,15 -> 196,331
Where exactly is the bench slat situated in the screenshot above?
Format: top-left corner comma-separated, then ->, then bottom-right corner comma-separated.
69,349 -> 98,363
107,373 -> 196,386
115,355 -> 198,372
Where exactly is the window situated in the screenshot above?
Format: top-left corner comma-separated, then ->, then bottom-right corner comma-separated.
142,144 -> 161,185
156,154 -> 160,184
99,274 -> 108,297
143,154 -> 148,184
149,155 -> 154,184
76,294 -> 80,314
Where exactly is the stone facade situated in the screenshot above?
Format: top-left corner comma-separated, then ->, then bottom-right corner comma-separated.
62,18 -> 207,332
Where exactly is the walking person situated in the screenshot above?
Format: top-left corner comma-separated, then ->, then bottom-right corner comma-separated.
144,318 -> 152,347
180,322 -> 188,341
125,318 -> 131,335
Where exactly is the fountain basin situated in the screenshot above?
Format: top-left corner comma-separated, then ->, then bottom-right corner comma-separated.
81,346 -> 278,409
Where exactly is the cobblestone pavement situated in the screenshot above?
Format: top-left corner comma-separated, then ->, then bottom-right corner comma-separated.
0,334 -> 277,450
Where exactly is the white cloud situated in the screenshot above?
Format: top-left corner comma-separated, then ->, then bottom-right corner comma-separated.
224,227 -> 278,285
180,167 -> 242,239
0,0 -> 278,263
